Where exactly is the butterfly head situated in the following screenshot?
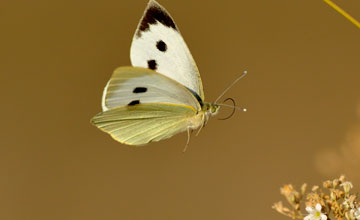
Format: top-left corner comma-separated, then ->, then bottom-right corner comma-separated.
202,102 -> 220,116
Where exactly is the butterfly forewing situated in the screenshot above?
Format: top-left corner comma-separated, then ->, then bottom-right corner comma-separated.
130,0 -> 204,101
101,67 -> 201,112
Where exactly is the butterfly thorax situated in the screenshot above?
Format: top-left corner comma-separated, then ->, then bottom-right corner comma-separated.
186,102 -> 219,131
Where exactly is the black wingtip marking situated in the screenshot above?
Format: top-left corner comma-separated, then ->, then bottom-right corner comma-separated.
147,60 -> 157,70
156,40 -> 167,52
136,2 -> 177,37
133,87 -> 147,93
128,100 -> 140,106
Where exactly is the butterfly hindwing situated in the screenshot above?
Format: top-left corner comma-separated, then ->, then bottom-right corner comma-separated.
130,0 -> 205,101
101,66 -> 201,112
91,103 -> 197,145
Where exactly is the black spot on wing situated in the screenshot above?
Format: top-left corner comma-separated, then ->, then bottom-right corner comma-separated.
156,40 -> 167,52
136,2 -> 177,37
128,100 -> 140,106
133,87 -> 147,93
147,60 -> 157,70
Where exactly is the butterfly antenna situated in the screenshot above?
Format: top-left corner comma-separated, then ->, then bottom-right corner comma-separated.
217,97 -> 247,120
214,70 -> 248,104
217,103 -> 247,112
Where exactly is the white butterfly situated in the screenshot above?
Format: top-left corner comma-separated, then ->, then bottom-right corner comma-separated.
91,0 -> 246,150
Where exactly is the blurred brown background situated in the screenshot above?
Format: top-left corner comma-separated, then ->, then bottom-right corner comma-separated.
1,0 -> 359,219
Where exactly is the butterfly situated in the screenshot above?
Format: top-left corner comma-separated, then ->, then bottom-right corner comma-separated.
91,0 -> 246,150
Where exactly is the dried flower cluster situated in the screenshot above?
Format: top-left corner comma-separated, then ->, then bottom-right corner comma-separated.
273,176 -> 360,220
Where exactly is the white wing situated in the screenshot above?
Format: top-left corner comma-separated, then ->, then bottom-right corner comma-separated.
101,66 -> 201,112
130,0 -> 204,101
92,103 -> 198,145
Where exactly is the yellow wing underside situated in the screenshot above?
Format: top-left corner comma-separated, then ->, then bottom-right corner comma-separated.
91,103 -> 198,145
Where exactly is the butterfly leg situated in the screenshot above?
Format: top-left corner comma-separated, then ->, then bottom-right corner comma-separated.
196,114 -> 206,136
182,127 -> 191,153
195,123 -> 204,136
